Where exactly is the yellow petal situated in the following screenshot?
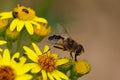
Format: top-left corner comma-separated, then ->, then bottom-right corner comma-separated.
17,63 -> 35,75
0,40 -> 7,45
51,53 -> 58,59
10,19 -> 19,31
26,52 -> 38,62
56,58 -> 69,66
15,74 -> 32,80
3,49 -> 10,65
32,42 -> 42,55
55,70 -> 69,80
30,21 -> 40,29
34,17 -> 48,24
13,65 -> 23,75
17,20 -> 25,32
43,45 -> 50,54
0,11 -> 13,19
23,63 -> 35,73
47,72 -> 54,80
10,52 -> 20,68
19,56 -> 26,65
11,52 -> 20,61
41,70 -> 47,80
0,54 -> 2,59
0,54 -> 3,65
31,64 -> 41,73
23,46 -> 38,62
25,21 -> 33,35
51,71 -> 61,80
11,52 -> 20,63
10,54 -> 24,75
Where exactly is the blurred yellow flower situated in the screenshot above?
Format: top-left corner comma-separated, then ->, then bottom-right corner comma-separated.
0,40 -> 6,52
5,28 -> 20,41
0,19 -> 8,29
0,49 -> 33,80
23,43 -> 69,80
34,23 -> 51,37
74,60 -> 91,75
0,4 -> 47,35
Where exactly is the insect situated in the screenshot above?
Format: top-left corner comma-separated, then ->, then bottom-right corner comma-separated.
48,24 -> 84,61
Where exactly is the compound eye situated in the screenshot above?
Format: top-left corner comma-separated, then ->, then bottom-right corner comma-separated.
76,45 -> 84,53
22,8 -> 29,14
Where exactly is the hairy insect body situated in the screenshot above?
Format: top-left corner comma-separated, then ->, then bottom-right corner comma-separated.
48,35 -> 84,61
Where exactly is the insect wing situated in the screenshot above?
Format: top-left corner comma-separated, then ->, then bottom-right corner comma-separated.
56,24 -> 71,39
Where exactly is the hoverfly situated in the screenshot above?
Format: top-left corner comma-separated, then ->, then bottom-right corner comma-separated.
48,24 -> 84,61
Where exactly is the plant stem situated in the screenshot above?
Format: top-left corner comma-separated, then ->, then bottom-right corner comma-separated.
7,40 -> 12,53
16,29 -> 23,53
69,65 -> 78,80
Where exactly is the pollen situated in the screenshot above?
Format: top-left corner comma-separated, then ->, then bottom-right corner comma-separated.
13,4 -> 35,20
0,66 -> 15,80
38,54 -> 56,72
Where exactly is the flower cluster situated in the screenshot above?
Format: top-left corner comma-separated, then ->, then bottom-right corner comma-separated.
0,4 -> 91,80
0,4 -> 50,40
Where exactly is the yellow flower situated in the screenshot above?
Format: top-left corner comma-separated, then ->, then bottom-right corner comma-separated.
34,23 -> 51,37
23,43 -> 69,80
0,49 -> 33,80
0,40 -> 6,52
0,19 -> 8,29
31,23 -> 51,42
74,60 -> 91,75
0,19 -> 8,35
5,28 -> 20,41
0,4 -> 48,35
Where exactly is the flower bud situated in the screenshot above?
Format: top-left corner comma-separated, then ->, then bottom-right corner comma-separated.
0,19 -> 8,35
74,60 -> 91,77
5,28 -> 20,42
31,23 -> 51,42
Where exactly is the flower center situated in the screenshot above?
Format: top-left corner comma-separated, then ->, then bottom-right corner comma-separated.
0,66 -> 15,80
13,4 -> 35,20
38,54 -> 56,72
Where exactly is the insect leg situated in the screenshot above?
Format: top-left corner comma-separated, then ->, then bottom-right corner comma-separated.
75,53 -> 79,61
53,45 -> 63,50
54,43 -> 67,51
44,49 -> 51,54
70,51 -> 73,59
